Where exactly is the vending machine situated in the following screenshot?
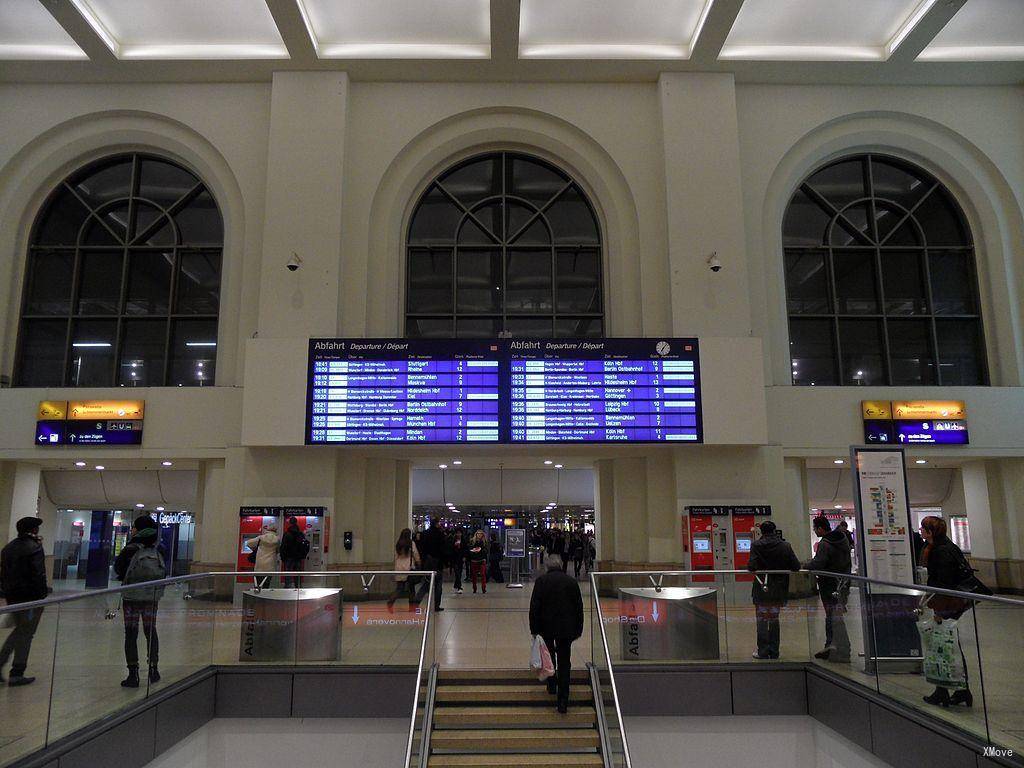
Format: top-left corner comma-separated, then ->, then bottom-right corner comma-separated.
730,507 -> 772,582
237,506 -> 329,584
683,505 -> 772,582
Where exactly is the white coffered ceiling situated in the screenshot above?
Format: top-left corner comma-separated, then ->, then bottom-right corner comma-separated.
1,0 -> 1022,83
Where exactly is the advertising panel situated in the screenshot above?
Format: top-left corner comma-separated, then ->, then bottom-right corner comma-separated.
852,447 -> 914,589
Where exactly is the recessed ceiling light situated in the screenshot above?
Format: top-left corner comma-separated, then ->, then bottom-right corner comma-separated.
438,464 -> 448,469
75,461 -> 86,467
95,465 -> 105,471
915,459 -> 927,465
452,460 -> 462,465
833,459 -> 844,465
156,506 -> 165,512
161,461 -> 173,467
544,460 -> 553,465
555,464 -> 564,469
135,503 -> 145,508
834,504 -> 843,509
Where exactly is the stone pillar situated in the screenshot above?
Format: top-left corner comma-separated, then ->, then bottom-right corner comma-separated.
783,456 -> 812,558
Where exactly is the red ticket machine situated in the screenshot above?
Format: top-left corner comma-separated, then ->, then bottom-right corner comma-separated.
684,507 -> 724,583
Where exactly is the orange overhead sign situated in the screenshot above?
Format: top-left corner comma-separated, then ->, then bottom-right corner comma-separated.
891,400 -> 966,420
860,401 -> 893,420
38,401 -> 68,420
67,400 -> 145,421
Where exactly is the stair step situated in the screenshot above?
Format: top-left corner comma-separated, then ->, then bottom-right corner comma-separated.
436,685 -> 592,704
429,754 -> 603,768
432,729 -> 600,751
439,669 -> 589,684
434,707 -> 597,727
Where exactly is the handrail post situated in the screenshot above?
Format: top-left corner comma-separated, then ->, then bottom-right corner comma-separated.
403,570 -> 434,768
589,572 -> 633,768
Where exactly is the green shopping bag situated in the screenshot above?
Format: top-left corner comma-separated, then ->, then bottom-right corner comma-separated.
918,617 -> 967,690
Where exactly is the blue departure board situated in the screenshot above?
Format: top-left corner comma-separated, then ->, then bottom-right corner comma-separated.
305,338 -> 702,445
508,339 -> 702,443
307,340 -> 501,444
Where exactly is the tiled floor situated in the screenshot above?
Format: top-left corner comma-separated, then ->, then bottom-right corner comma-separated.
1,572 -> 1020,767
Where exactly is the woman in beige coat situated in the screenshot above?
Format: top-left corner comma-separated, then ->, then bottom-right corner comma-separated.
249,525 -> 280,588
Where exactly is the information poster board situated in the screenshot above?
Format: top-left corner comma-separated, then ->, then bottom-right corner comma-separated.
505,529 -> 526,558
851,447 -> 914,590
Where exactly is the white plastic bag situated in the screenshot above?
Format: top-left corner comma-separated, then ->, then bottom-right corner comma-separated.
530,635 -> 555,680
918,617 -> 967,690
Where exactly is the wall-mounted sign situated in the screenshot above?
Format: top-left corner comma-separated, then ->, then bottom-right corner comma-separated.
35,400 -> 145,447
159,512 -> 194,525
861,401 -> 968,446
684,505 -> 771,516
239,506 -> 326,518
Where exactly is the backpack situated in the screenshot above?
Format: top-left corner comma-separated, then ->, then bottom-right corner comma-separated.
123,546 -> 166,601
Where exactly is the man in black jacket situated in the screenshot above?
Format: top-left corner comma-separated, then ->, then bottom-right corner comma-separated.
114,516 -> 164,687
0,516 -> 48,686
279,517 -> 309,588
414,524 -> 446,611
529,555 -> 584,713
803,516 -> 853,663
747,521 -> 800,659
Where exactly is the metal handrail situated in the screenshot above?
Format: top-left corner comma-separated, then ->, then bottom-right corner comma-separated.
0,569 -> 435,614
590,569 -> 1023,607
589,571 -> 632,768
587,662 -> 614,768
416,663 -> 439,768
404,574 -> 436,768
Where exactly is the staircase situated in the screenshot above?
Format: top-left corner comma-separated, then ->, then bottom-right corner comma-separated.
421,668 -> 607,768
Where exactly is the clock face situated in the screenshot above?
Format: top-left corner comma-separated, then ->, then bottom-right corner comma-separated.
656,341 -> 670,356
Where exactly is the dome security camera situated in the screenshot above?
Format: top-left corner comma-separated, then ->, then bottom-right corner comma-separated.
286,252 -> 303,272
707,252 -> 722,273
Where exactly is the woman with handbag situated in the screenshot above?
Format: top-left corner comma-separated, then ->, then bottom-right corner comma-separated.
248,524 -> 280,589
387,529 -> 419,612
920,515 -> 974,708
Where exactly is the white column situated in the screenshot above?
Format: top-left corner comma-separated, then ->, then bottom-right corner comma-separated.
658,72 -> 751,337
257,71 -> 349,338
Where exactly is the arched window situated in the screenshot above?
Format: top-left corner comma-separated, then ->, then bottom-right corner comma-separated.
16,153 -> 223,387
406,151 -> 603,338
783,154 -> 986,386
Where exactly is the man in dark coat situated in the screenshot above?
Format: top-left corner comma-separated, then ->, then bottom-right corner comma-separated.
0,517 -> 48,686
803,516 -> 853,663
747,521 -> 800,659
529,555 -> 584,713
114,516 -> 165,687
414,524 -> 447,611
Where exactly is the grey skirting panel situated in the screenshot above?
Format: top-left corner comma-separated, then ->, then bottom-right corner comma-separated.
10,666 -> 417,768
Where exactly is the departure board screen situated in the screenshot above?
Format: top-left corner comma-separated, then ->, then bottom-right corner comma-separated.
306,339 -> 501,444
508,338 -> 702,443
305,338 -> 702,444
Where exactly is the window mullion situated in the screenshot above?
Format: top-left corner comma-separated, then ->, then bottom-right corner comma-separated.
877,182 -> 939,247
921,245 -> 942,385
875,243 -> 892,385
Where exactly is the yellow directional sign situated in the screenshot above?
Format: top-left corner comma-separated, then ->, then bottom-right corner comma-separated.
861,401 -> 893,420
67,400 -> 145,421
37,401 -> 68,420
891,400 -> 966,420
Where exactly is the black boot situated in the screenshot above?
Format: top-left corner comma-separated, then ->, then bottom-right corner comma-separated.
949,689 -> 973,707
546,678 -> 557,695
557,698 -> 568,714
148,665 -> 161,684
923,687 -> 950,707
121,666 -> 140,688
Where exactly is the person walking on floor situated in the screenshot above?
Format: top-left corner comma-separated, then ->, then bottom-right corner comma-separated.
450,530 -> 465,594
0,516 -> 48,686
530,554 -> 585,714
488,533 -> 504,584
467,530 -> 488,594
747,521 -> 801,659
803,516 -> 852,663
920,515 -> 974,708
414,524 -> 446,611
387,528 -> 420,612
551,530 -> 568,572
570,534 -> 585,579
247,524 -> 280,589
114,516 -> 166,688
279,517 -> 310,589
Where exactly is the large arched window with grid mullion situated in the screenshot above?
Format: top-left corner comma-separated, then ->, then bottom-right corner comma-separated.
15,153 -> 223,388
406,151 -> 603,339
783,153 -> 987,386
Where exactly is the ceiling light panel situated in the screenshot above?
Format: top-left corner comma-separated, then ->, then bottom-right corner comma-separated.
0,0 -> 87,59
70,0 -> 288,59
299,0 -> 490,59
520,0 -> 712,59
721,0 -> 927,60
920,0 -> 1024,61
